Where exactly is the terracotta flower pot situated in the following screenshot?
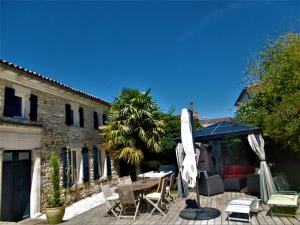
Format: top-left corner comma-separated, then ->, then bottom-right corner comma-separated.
45,205 -> 65,224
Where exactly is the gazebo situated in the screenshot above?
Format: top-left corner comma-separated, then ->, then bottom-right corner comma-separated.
194,121 -> 260,141
193,121 -> 276,203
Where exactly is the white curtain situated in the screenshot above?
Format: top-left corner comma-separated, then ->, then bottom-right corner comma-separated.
248,134 -> 277,203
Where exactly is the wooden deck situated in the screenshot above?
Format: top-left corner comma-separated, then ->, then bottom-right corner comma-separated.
18,192 -> 300,225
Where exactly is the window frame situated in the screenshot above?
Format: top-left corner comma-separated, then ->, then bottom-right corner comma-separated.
98,148 -> 108,181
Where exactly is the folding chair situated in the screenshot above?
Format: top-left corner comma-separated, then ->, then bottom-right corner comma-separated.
145,178 -> 168,216
166,173 -> 175,204
118,185 -> 141,220
101,183 -> 120,217
118,175 -> 132,185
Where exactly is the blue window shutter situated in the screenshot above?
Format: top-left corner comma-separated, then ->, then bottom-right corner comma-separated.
29,94 -> 38,121
62,148 -> 70,188
65,104 -> 72,126
102,114 -> 107,125
93,148 -> 99,180
79,107 -> 84,127
82,147 -> 89,182
3,87 -> 15,117
93,112 -> 98,129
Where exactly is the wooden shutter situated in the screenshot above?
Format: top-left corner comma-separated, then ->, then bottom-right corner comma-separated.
79,107 -> 84,127
62,148 -> 71,188
82,147 -> 89,182
29,94 -> 38,121
65,104 -> 72,126
106,152 -> 112,177
93,111 -> 98,129
102,114 -> 107,125
3,87 -> 15,117
93,148 -> 99,180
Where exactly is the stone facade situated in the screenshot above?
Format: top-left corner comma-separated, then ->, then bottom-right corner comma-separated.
0,62 -> 119,220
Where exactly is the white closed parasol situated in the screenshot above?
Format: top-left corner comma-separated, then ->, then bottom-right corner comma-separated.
181,108 -> 197,188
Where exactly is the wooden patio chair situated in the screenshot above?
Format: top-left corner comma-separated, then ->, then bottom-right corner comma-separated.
101,183 -> 120,218
118,185 -> 141,220
118,175 -> 132,185
145,178 -> 168,216
165,173 -> 175,204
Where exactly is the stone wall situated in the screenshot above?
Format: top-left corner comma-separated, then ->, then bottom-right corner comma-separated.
0,77 -> 118,211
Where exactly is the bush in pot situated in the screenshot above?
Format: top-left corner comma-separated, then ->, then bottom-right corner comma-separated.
45,152 -> 65,224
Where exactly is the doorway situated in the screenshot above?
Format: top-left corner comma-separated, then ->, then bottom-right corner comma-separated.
1,151 -> 31,222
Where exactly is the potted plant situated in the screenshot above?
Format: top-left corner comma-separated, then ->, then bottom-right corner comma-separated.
45,152 -> 65,224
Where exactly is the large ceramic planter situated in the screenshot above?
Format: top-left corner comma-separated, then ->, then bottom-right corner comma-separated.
45,205 -> 65,224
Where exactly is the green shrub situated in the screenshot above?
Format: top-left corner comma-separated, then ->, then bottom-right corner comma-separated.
48,152 -> 63,207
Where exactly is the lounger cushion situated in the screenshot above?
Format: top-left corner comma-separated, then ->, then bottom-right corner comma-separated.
267,194 -> 298,206
107,194 -> 119,201
145,192 -> 160,200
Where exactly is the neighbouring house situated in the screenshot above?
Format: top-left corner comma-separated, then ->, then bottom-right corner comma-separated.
0,59 -> 118,222
234,83 -> 261,106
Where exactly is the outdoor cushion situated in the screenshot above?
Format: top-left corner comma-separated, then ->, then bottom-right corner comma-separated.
222,165 -> 255,179
267,194 -> 298,206
145,192 -> 161,200
106,195 -> 119,201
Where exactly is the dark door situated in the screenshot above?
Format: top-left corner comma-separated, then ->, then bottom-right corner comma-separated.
1,151 -> 31,222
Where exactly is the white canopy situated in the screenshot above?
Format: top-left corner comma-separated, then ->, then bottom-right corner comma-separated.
181,108 -> 197,188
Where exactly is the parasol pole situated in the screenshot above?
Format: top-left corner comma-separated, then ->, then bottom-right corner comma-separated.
189,101 -> 200,208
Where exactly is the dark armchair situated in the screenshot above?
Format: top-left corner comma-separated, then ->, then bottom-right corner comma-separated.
198,172 -> 224,196
247,173 -> 260,195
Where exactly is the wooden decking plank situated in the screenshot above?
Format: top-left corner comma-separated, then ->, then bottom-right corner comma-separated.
219,192 -> 228,225
213,193 -> 223,225
287,217 -> 300,225
200,194 -> 209,225
166,198 -> 186,225
239,192 -> 259,225
207,194 -> 216,225
20,191 -> 295,225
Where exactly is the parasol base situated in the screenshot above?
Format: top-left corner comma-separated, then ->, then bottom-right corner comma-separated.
179,199 -> 220,220
179,207 -> 221,220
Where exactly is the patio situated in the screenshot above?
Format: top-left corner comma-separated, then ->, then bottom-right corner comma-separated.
18,191 -> 300,225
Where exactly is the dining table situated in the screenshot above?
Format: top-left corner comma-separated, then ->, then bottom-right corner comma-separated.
117,179 -> 160,200
118,179 -> 159,192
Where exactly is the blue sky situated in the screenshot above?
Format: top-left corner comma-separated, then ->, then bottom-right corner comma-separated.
1,1 -> 299,118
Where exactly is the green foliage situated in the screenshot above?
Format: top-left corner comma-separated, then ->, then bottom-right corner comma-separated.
160,109 -> 181,156
237,33 -> 300,152
48,152 -> 62,207
101,88 -> 165,165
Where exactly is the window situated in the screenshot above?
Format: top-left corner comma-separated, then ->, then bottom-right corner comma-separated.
14,95 -> 22,117
63,147 -> 83,187
94,110 -> 107,129
66,104 -> 83,127
70,110 -> 75,125
93,147 -> 108,180
71,150 -> 78,184
3,86 -> 37,121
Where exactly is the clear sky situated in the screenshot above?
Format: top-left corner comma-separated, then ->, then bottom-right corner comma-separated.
1,1 -> 299,118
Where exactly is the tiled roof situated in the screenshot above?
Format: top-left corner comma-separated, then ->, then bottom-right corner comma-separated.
0,59 -> 110,106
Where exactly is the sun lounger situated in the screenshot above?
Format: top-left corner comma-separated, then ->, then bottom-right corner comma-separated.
267,192 -> 299,217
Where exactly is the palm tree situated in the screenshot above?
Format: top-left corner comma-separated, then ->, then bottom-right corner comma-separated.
101,88 -> 165,167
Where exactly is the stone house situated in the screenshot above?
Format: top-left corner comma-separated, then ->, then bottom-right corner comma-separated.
0,59 -> 118,222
